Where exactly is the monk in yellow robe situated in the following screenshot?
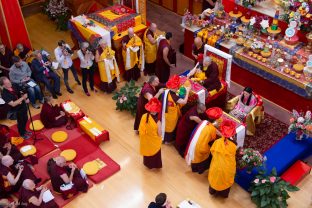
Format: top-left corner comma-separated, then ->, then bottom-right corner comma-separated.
14,43 -> 34,64
122,27 -> 144,82
160,75 -> 191,143
143,23 -> 158,76
95,39 -> 120,93
139,98 -> 162,169
185,107 -> 223,174
208,119 -> 237,198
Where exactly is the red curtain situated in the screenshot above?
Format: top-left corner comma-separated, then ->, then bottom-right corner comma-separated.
0,0 -> 32,49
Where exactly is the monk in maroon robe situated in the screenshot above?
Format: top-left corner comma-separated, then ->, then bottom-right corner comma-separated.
134,76 -> 164,131
47,156 -> 88,199
175,103 -> 207,157
156,32 -> 176,83
19,179 -> 59,208
40,96 -> 67,129
0,155 -> 40,195
0,44 -> 13,77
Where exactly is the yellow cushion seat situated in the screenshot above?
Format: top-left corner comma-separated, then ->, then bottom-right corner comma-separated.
82,161 -> 99,176
29,120 -> 44,131
60,149 -> 77,161
51,131 -> 68,143
20,145 -> 37,157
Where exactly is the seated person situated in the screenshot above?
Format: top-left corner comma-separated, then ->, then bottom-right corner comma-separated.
9,56 -> 43,109
40,96 -> 67,129
0,155 -> 40,195
31,50 -> 61,99
0,95 -> 10,120
14,43 -> 34,64
229,87 -> 257,121
187,56 -> 221,92
19,179 -> 59,208
0,198 -> 16,208
148,193 -> 172,208
0,44 -> 13,78
47,156 -> 88,199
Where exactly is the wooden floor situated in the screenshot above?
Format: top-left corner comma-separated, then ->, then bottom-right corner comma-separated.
0,10 -> 311,208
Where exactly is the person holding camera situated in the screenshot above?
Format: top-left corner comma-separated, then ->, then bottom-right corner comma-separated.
0,77 -> 31,139
9,56 -> 43,109
54,40 -> 81,94
77,42 -> 96,96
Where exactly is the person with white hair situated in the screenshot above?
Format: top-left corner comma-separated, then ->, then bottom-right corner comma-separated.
187,56 -> 221,92
95,39 -> 120,93
122,27 -> 144,81
77,42 -> 95,96
143,23 -> 158,76
19,179 -> 58,208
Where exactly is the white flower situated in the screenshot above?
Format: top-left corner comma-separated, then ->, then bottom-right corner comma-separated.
260,20 -> 269,29
297,117 -> 305,123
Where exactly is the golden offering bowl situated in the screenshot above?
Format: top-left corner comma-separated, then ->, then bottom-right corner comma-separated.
295,73 -> 301,79
257,55 -> 262,61
290,71 -> 296,76
248,51 -> 253,56
262,58 -> 267,63
252,54 -> 258,59
293,63 -> 304,73
284,68 -> 290,74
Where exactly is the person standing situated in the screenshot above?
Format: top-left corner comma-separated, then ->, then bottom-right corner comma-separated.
95,39 -> 120,93
134,75 -> 164,132
139,98 -> 162,169
31,50 -> 61,99
122,27 -> 144,81
156,32 -> 176,83
54,40 -> 81,94
0,44 -> 13,77
0,77 -> 31,139
9,56 -> 43,109
208,119 -> 237,198
77,42 -> 96,96
143,23 -> 158,76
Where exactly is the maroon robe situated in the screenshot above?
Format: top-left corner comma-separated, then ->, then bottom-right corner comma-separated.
47,159 -> 88,199
201,61 -> 221,92
40,103 -> 67,129
122,35 -> 141,82
144,29 -> 156,76
0,47 -> 13,77
15,46 -> 31,61
19,187 -> 59,208
143,114 -> 162,169
192,44 -> 204,64
156,39 -> 171,83
134,83 -> 157,130
175,106 -> 205,157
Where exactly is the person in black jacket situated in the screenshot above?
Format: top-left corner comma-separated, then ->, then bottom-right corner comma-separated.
31,50 -> 61,99
148,193 -> 172,208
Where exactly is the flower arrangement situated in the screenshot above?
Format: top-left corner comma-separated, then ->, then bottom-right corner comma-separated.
288,110 -> 312,140
112,80 -> 141,116
238,148 -> 266,172
183,10 -> 195,27
250,168 -> 299,208
43,0 -> 71,30
241,0 -> 265,8
251,40 -> 264,53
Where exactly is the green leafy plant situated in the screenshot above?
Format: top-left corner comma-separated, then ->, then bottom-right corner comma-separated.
250,168 -> 299,208
112,80 -> 141,116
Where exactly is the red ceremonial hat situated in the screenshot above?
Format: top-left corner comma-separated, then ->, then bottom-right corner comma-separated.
220,119 -> 236,138
205,107 -> 223,120
166,75 -> 180,89
145,97 -> 162,113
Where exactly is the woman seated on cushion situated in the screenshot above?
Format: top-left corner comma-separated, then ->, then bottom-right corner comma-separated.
229,87 -> 257,121
40,96 -> 67,128
186,56 -> 221,92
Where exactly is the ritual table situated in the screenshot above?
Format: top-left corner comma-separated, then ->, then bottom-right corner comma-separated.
78,116 -> 110,144
61,100 -> 85,123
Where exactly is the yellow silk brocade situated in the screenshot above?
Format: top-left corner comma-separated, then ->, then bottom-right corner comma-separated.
194,71 -> 206,80
98,47 -> 117,82
208,137 -> 237,191
192,124 -> 217,164
139,113 -> 162,156
122,36 -> 143,70
165,93 -> 181,133
143,30 -> 157,63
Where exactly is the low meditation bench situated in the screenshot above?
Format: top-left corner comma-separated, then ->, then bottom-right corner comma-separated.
281,160 -> 311,185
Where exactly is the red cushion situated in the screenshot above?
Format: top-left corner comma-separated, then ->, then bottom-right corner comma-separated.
281,160 -> 311,185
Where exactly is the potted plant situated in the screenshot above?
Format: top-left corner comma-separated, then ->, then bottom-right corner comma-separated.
250,168 -> 299,208
112,80 -> 141,116
288,110 -> 311,140
238,148 -> 266,173
43,0 -> 71,31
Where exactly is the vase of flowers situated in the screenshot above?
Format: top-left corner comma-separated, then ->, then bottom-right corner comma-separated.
250,168 -> 299,208
183,10 -> 194,27
112,80 -> 141,116
238,148 -> 266,173
251,40 -> 264,54
288,110 -> 312,140
43,0 -> 71,31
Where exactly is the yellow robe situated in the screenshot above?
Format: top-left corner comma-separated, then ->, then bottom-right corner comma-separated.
14,49 -> 34,63
143,29 -> 157,64
165,93 -> 181,133
98,47 -> 119,83
139,113 -> 162,156
192,124 -> 217,164
208,137 -> 237,191
122,35 -> 143,70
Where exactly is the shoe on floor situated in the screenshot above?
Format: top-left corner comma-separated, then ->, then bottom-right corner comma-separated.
52,94 -> 58,99
85,92 -> 90,96
55,92 -> 62,96
67,89 -> 74,94
31,103 -> 40,109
